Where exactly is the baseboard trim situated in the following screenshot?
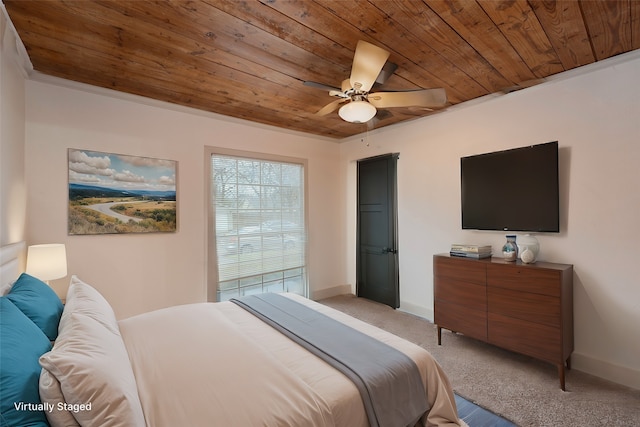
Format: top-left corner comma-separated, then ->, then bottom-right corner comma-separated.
310,284 -> 352,301
572,352 -> 640,390
398,300 -> 433,321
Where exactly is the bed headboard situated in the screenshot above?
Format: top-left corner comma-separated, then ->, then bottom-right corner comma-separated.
0,241 -> 26,294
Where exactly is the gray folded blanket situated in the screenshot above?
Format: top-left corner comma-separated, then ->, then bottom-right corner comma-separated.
231,293 -> 429,427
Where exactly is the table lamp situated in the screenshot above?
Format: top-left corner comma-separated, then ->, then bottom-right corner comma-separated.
26,243 -> 67,284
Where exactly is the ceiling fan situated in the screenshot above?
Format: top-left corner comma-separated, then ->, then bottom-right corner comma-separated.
304,40 -> 448,123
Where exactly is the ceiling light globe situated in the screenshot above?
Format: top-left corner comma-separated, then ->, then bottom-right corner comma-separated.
338,100 -> 377,123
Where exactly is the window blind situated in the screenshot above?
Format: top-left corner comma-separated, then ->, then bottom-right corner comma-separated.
211,154 -> 306,301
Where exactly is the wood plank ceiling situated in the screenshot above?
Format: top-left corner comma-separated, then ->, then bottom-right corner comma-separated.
4,0 -> 640,139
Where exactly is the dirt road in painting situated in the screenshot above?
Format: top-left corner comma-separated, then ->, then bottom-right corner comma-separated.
85,201 -> 144,223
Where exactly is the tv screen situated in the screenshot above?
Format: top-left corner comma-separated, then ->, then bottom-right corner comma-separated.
461,141 -> 559,232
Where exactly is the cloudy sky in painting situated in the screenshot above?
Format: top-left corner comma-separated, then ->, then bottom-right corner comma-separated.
68,149 -> 176,192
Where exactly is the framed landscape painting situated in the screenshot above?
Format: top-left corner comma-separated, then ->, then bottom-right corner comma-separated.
68,149 -> 177,235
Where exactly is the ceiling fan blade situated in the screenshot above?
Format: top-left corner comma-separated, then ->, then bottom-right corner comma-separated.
303,81 -> 341,92
367,109 -> 393,131
375,61 -> 398,85
341,79 -> 352,92
376,109 -> 393,121
350,40 -> 390,93
368,88 -> 447,109
407,106 -> 434,112
316,98 -> 348,116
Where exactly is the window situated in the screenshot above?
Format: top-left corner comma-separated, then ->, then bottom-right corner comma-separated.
208,150 -> 307,301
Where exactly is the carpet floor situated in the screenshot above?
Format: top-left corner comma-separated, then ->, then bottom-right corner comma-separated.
319,294 -> 640,427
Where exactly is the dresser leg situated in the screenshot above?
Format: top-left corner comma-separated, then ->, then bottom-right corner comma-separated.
558,364 -> 566,391
437,326 -> 442,345
566,356 -> 571,370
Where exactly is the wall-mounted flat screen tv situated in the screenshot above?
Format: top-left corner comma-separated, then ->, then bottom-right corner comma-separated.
461,141 -> 559,232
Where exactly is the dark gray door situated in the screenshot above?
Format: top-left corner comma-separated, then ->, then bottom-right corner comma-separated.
356,153 -> 399,308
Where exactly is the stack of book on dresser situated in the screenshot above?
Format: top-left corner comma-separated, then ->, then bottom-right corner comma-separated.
450,244 -> 492,259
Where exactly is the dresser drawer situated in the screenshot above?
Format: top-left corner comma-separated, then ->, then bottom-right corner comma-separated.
434,256 -> 486,285
435,300 -> 487,341
487,264 -> 560,297
488,313 -> 561,362
435,277 -> 486,311
488,287 -> 560,328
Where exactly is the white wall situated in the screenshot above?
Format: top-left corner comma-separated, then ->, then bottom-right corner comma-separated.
24,77 -> 347,319
0,9 -> 26,247
340,51 -> 640,389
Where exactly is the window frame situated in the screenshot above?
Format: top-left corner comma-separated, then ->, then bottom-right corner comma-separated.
205,146 -> 309,301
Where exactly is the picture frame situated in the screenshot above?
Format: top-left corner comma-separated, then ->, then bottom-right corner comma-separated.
68,149 -> 177,235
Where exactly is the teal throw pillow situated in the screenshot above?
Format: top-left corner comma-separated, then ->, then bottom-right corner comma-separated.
0,297 -> 52,427
7,273 -> 64,340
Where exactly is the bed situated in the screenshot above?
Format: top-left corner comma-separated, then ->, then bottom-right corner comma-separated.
1,242 -> 465,427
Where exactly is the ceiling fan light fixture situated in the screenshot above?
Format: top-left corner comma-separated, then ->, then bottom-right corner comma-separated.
338,100 -> 377,123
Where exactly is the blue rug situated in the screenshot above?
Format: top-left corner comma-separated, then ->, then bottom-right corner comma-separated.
455,394 -> 517,427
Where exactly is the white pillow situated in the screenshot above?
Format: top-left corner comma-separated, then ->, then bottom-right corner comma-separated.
0,281 -> 13,296
39,312 -> 146,427
39,368 -> 80,427
60,276 -> 119,335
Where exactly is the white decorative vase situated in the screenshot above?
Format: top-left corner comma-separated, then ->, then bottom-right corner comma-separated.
518,234 -> 540,263
521,248 -> 536,264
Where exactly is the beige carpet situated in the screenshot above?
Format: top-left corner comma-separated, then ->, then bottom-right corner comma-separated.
319,294 -> 640,427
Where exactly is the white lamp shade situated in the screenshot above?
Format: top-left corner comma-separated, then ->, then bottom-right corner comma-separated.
26,244 -> 68,281
338,100 -> 377,123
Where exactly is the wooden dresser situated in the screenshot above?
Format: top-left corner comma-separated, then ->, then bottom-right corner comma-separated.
433,254 -> 573,390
